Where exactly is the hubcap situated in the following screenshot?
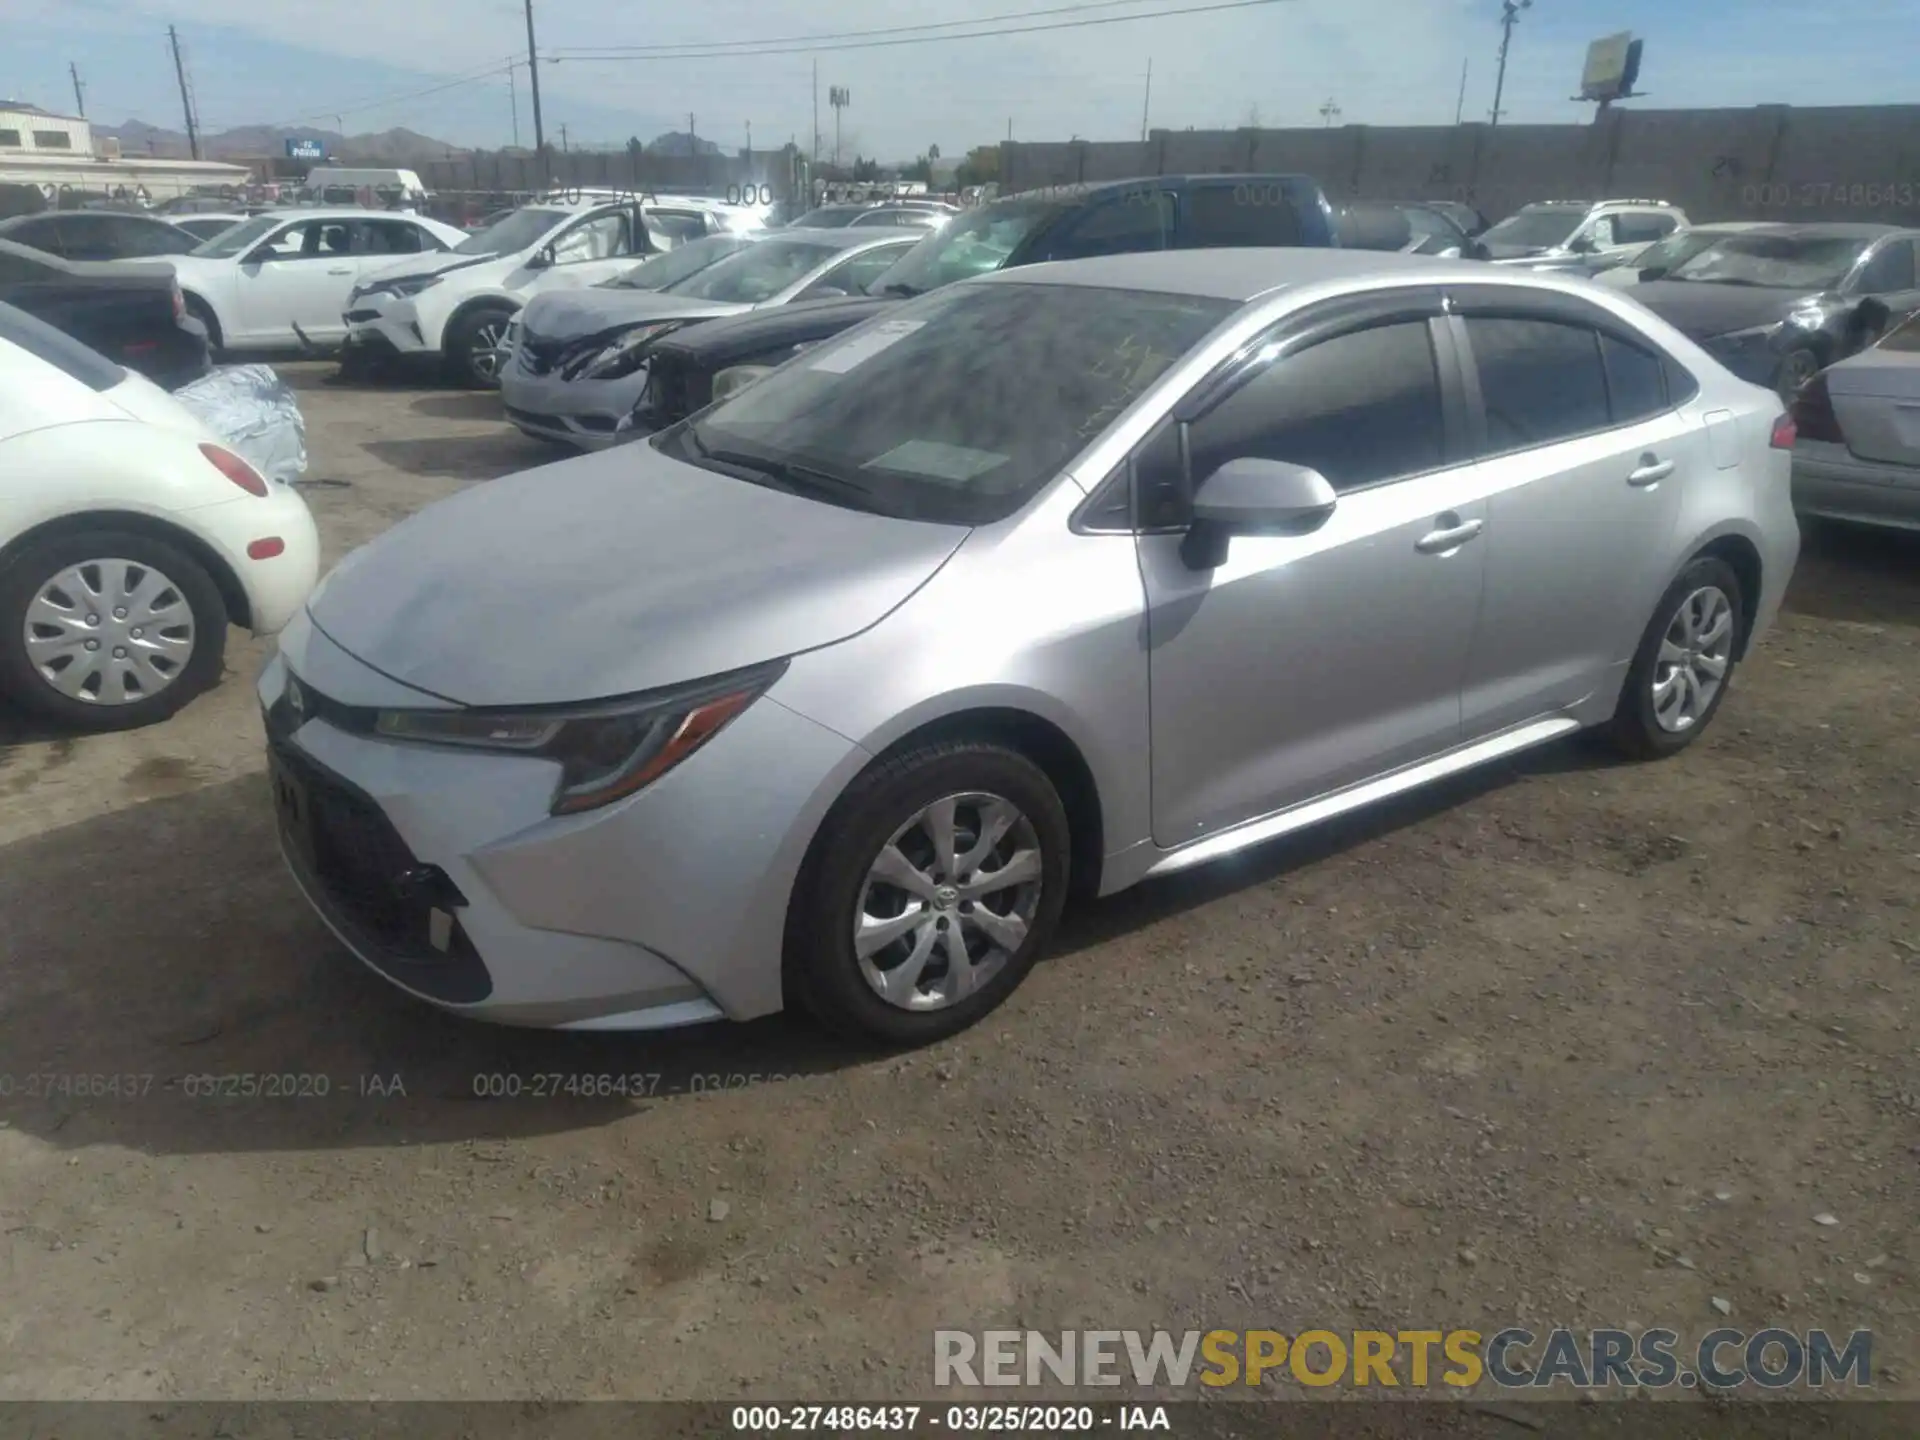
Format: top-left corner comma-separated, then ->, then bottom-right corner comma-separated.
1651,585 -> 1733,734
471,320 -> 507,380
23,559 -> 196,705
853,792 -> 1044,1012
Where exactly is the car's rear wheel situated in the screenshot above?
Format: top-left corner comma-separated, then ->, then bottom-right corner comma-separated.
785,741 -> 1071,1046
1603,556 -> 1745,760
0,530 -> 228,732
445,304 -> 515,389
183,295 -> 223,356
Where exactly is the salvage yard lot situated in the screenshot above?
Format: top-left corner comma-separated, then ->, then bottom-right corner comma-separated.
0,361 -> 1914,1400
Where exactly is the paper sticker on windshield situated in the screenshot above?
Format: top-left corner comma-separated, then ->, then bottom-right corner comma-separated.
809,319 -> 926,373
863,439 -> 1006,485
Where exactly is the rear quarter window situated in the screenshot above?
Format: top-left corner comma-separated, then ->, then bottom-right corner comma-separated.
0,299 -> 127,392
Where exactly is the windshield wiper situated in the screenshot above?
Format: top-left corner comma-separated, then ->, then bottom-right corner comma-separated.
876,282 -> 921,297
683,433 -> 891,514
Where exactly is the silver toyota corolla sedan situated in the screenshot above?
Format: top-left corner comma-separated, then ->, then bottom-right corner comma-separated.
261,249 -> 1800,1045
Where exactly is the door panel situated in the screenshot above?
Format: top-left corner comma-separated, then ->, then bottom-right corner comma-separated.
1140,479 -> 1486,847
1451,312 -> 1689,735
234,219 -> 361,344
1139,309 -> 1484,848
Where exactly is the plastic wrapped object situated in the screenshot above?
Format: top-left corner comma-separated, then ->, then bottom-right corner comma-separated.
172,365 -> 308,485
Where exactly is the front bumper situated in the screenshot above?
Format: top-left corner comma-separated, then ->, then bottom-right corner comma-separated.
256,644 -> 870,1028
1792,439 -> 1920,532
343,296 -> 435,359
497,357 -> 648,451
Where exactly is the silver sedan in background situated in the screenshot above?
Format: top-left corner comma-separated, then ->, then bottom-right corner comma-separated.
262,249 -> 1798,1046
1791,306 -> 1920,531
499,227 -> 922,449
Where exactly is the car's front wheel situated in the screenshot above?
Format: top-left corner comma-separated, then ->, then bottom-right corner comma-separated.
785,741 -> 1071,1046
1603,555 -> 1746,760
444,304 -> 516,389
0,530 -> 228,731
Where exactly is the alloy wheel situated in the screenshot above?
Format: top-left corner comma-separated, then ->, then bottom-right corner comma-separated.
470,319 -> 509,381
853,792 -> 1045,1011
23,558 -> 196,705
1651,585 -> 1733,734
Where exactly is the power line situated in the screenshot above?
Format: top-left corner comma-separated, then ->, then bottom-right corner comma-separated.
549,0 -> 1191,57
546,0 -> 1298,63
261,59 -> 517,131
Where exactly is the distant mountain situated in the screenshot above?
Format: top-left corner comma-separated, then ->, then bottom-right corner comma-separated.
94,119 -> 468,163
645,130 -> 722,157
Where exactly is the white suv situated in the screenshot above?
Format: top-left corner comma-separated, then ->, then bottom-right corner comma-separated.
1481,199 -> 1688,272
342,197 -> 746,386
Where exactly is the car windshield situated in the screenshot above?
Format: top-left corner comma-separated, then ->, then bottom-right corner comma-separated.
1481,208 -> 1583,249
862,198 -> 1060,297
454,206 -> 568,256
790,207 -> 864,227
190,214 -> 284,258
663,237 -> 842,303
664,281 -> 1233,525
1617,229 -> 1730,274
608,233 -> 756,289
1667,234 -> 1873,289
1875,308 -> 1920,352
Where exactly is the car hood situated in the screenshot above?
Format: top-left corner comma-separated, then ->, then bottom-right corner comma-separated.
305,439 -> 967,707
359,249 -> 510,288
654,294 -> 899,368
518,288 -> 748,343
1628,281 -> 1814,340
1481,241 -> 1552,261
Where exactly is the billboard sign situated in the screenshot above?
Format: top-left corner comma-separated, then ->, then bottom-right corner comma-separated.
1580,31 -> 1638,100
285,138 -> 325,160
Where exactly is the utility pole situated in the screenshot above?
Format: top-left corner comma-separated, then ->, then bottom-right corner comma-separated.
1455,57 -> 1469,125
688,113 -> 696,151
1319,97 -> 1342,127
522,0 -> 548,183
745,120 -> 751,153
559,122 -> 569,153
829,87 -> 848,167
167,26 -> 200,160
69,62 -> 87,118
1139,60 -> 1152,142
508,65 -> 520,149
811,59 -> 820,163
1490,0 -> 1532,127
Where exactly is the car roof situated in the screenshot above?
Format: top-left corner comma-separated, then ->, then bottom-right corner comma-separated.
1749,221 -> 1910,239
981,247 -> 1497,301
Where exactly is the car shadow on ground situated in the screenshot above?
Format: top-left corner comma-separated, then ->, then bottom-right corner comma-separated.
0,774 -> 860,1159
1784,519 -> 1920,626
360,432 -> 557,480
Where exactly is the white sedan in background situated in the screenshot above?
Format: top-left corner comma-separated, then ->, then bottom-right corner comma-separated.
156,209 -> 468,354
0,301 -> 319,730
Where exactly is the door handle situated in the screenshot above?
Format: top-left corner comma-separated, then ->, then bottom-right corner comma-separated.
1627,456 -> 1675,487
327,266 -> 354,275
1415,517 -> 1484,554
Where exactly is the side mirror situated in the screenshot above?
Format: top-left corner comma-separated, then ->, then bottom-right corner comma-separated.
1567,234 -> 1597,255
525,247 -> 553,271
1465,240 -> 1492,262
1182,458 -> 1337,569
1851,296 -> 1893,339
1637,265 -> 1670,284
243,247 -> 278,264
806,285 -> 849,300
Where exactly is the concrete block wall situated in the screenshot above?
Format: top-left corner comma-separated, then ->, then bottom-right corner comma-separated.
1002,105 -> 1920,226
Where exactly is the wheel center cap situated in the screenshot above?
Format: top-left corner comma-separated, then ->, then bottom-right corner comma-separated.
934,885 -> 959,909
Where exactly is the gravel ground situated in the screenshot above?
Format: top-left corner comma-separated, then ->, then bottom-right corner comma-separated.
0,363 -> 1913,1403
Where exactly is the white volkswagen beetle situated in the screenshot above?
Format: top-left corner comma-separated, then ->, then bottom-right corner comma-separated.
0,302 -> 320,730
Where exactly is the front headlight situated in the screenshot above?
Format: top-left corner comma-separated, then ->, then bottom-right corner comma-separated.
373,662 -> 785,815
358,274 -> 443,303
712,364 -> 775,401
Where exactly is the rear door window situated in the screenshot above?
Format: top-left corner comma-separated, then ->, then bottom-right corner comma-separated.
1852,240 -> 1916,294
1463,317 -> 1611,452
1179,182 -> 1305,247
1043,193 -> 1172,261
1612,211 -> 1677,245
1600,333 -> 1670,423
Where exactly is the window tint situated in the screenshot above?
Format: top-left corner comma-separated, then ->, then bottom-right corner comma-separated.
1611,212 -> 1676,245
1180,183 -> 1305,247
1045,193 -> 1171,261
353,219 -> 426,255
1584,215 -> 1617,248
806,245 -> 913,298
1600,333 -> 1669,423
1466,317 -> 1611,452
111,215 -> 197,257
4,216 -> 63,254
552,210 -> 632,263
1188,321 -> 1446,494
647,212 -> 710,248
1852,240 -> 1916,294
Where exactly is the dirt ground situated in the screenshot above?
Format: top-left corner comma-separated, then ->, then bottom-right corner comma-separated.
0,363 -> 1914,1404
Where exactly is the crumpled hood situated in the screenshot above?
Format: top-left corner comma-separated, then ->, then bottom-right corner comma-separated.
358,249 -> 505,289
1628,281 -> 1818,341
306,440 -> 967,707
517,288 -> 748,345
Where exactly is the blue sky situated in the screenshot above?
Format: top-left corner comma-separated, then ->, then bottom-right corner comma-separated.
4,0 -> 1916,159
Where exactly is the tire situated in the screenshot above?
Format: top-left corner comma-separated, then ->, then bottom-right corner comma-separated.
784,741 -> 1072,1047
1602,556 -> 1746,761
0,530 -> 229,732
1773,346 -> 1821,404
183,294 -> 222,355
444,304 -> 516,389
